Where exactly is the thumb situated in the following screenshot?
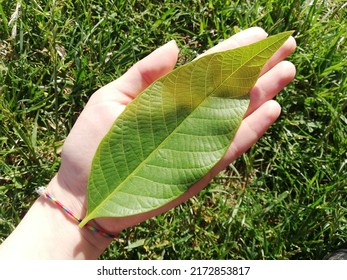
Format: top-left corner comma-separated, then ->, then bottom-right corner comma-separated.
95,40 -> 179,104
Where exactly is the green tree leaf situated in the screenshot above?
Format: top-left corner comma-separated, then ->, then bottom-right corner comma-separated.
80,31 -> 292,225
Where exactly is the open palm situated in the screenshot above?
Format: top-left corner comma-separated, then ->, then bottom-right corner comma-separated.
48,27 -> 296,235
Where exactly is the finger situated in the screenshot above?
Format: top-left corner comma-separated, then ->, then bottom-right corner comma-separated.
246,60 -> 296,116
229,99 -> 281,159
260,36 -> 296,76
179,100 -> 280,199
198,27 -> 268,58
93,40 -> 179,104
201,31 -> 296,79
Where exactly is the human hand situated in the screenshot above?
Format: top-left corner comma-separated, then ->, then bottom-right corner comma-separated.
49,27 -> 296,240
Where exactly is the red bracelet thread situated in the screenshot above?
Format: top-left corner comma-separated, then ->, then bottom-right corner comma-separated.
36,187 -> 117,239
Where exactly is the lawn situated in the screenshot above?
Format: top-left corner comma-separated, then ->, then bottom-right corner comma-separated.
0,0 -> 346,259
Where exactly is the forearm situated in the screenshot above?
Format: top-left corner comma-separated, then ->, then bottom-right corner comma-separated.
0,177 -> 113,260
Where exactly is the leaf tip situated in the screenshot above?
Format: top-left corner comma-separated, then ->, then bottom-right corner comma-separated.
281,30 -> 295,38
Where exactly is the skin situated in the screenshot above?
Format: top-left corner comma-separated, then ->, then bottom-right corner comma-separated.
0,27 -> 296,259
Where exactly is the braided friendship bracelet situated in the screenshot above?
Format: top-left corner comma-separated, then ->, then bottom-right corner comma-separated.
36,187 -> 117,239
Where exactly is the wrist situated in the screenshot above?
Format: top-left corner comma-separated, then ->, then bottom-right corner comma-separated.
0,175 -> 114,259
44,175 -> 114,258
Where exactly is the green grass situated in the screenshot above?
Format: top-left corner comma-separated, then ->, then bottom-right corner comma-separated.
1,0 -> 346,259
